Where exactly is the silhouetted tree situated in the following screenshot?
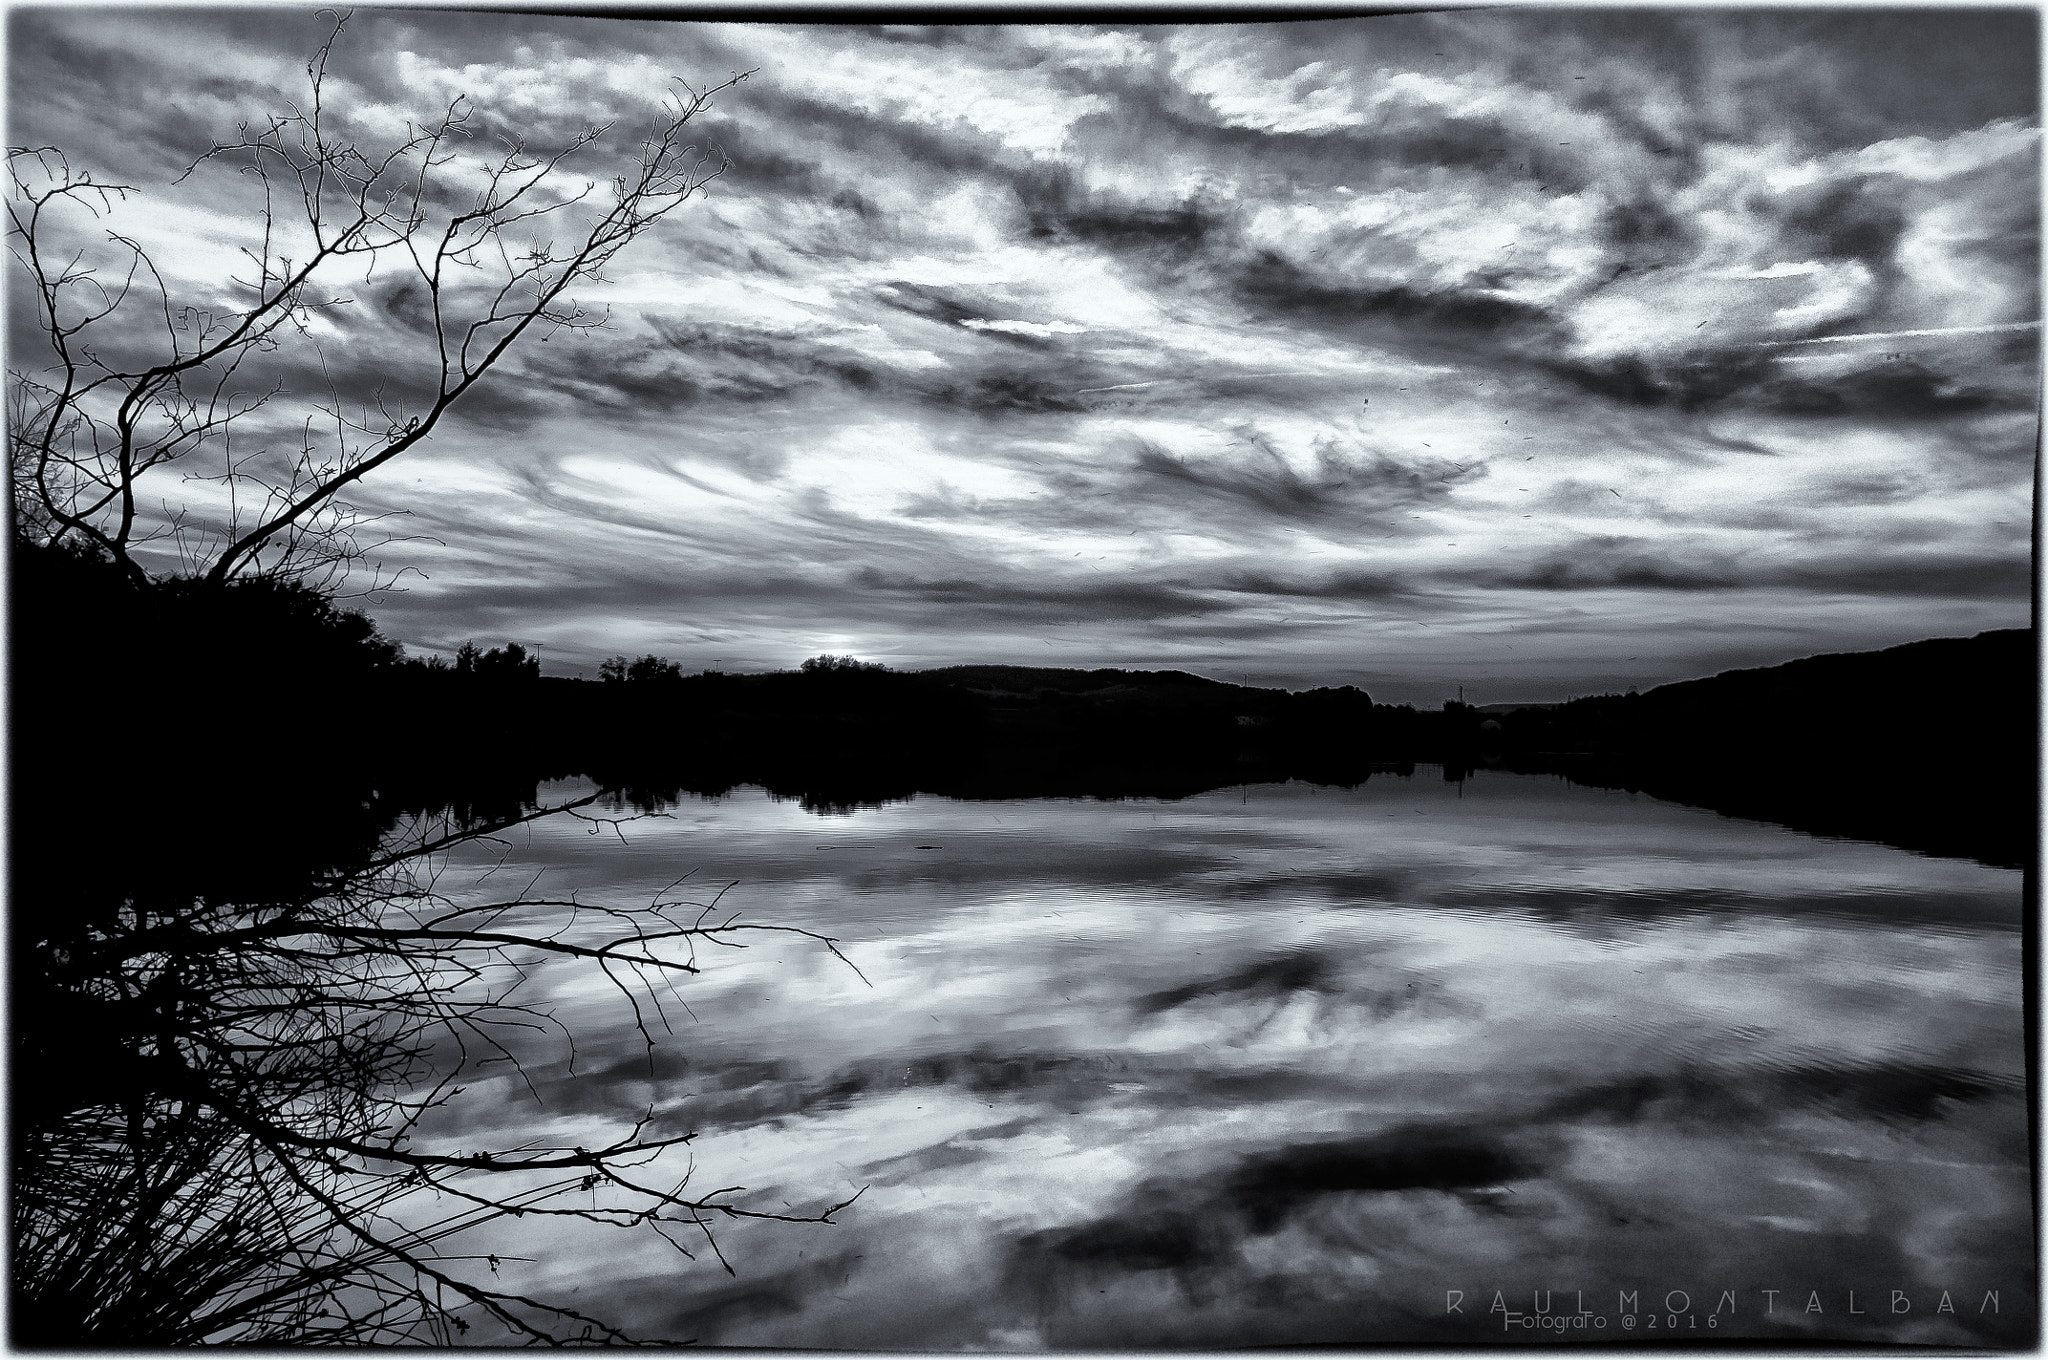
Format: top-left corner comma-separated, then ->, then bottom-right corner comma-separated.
602,653 -> 684,684
801,653 -> 890,674
453,640 -> 541,681
628,654 -> 684,684
8,11 -> 745,592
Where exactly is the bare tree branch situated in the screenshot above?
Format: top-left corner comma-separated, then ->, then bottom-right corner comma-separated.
9,11 -> 749,595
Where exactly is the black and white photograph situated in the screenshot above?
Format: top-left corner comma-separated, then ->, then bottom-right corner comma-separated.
7,2 -> 2038,1347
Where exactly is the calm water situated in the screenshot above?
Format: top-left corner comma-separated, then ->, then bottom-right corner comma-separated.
411,769 -> 2030,1347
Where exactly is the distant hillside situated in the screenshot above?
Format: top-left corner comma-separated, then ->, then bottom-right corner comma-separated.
1642,628 -> 2030,729
1496,629 -> 2032,758
1484,628 -> 2035,867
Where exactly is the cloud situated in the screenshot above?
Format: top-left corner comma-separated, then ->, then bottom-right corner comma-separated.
1013,165 -> 1232,260
914,368 -> 1096,415
849,567 -> 1223,624
1774,553 -> 2033,599
1486,538 -> 1740,592
1232,252 -> 1558,340
1127,436 -> 1484,524
1133,950 -> 1343,1016
1474,536 -> 2030,600
9,9 -> 2035,697
1731,261 -> 1828,280
960,318 -> 1088,338
1006,1117 -> 1550,1309
1217,569 -> 1418,602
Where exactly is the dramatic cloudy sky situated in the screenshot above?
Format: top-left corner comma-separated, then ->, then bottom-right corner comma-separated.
9,6 -> 2039,700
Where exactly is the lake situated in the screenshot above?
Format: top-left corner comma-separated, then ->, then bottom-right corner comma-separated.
408,767 -> 2030,1347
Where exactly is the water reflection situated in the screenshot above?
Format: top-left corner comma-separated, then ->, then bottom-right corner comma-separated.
420,770 -> 2029,1347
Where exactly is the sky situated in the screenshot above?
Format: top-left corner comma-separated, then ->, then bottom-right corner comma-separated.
7,5 -> 2040,702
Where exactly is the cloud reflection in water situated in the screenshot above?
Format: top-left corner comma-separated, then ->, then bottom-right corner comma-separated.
424,771 -> 2027,1347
